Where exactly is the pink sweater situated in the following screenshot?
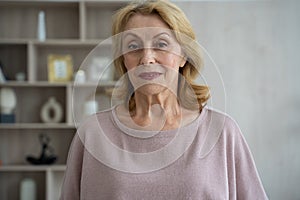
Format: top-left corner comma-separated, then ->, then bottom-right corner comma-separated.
60,106 -> 268,199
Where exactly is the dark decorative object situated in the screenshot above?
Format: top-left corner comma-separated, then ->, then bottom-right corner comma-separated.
26,134 -> 57,165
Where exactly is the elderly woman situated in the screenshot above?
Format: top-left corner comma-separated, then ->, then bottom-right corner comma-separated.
61,1 -> 268,199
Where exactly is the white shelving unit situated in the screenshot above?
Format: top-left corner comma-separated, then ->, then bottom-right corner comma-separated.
0,1 -> 126,199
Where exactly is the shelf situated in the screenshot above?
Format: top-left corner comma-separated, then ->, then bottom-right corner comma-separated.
33,39 -> 110,46
0,165 -> 66,172
0,38 -> 112,45
74,80 -> 116,87
0,39 -> 29,45
0,123 -> 75,130
0,81 -> 116,87
0,81 -> 69,87
0,1 -> 79,39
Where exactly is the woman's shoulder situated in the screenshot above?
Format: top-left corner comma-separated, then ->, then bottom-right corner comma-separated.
198,106 -> 246,158
203,106 -> 241,133
77,107 -> 115,131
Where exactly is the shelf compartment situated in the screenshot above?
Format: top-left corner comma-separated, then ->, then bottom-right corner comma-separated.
85,2 -> 125,39
72,85 -> 113,124
0,43 -> 28,81
0,130 -> 74,166
0,2 -> 79,40
0,86 -> 66,123
34,45 -> 96,81
0,171 -> 45,200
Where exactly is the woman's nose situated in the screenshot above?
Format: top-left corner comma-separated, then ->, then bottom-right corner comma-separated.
140,48 -> 156,65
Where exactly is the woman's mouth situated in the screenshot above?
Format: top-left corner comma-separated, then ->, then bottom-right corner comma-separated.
138,72 -> 162,80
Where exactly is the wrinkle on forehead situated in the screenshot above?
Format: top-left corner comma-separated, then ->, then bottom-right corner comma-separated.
122,28 -> 174,41
124,13 -> 170,30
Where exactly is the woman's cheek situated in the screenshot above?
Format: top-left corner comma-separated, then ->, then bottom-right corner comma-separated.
123,56 -> 137,71
164,58 -> 181,70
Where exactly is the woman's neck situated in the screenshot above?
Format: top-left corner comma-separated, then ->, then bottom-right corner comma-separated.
131,89 -> 182,130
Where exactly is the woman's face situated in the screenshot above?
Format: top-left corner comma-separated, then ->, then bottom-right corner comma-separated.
122,13 -> 186,95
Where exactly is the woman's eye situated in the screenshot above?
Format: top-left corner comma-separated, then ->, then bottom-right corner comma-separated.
128,43 -> 139,50
155,41 -> 168,49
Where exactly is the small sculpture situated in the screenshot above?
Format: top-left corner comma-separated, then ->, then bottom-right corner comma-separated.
26,134 -> 57,165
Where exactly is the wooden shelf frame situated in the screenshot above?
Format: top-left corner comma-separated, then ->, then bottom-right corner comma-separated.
0,165 -> 66,172
0,1 -> 126,199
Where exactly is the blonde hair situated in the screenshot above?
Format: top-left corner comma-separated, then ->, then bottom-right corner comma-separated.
112,0 -> 210,112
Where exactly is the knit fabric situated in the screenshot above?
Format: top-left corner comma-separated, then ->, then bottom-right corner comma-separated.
60,106 -> 268,200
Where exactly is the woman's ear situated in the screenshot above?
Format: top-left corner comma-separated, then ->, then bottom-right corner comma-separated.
179,56 -> 187,68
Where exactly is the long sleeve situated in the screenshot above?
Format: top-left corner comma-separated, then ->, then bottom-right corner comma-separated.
226,118 -> 268,199
60,134 -> 84,200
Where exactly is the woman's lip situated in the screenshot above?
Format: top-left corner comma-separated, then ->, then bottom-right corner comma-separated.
138,72 -> 162,80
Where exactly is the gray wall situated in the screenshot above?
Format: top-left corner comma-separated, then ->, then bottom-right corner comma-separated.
175,1 -> 300,199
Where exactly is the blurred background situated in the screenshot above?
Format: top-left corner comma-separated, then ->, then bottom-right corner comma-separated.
177,0 -> 300,199
0,0 -> 299,200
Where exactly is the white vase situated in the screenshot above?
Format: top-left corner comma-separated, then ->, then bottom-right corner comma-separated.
20,178 -> 36,200
37,11 -> 46,41
0,87 -> 17,114
40,97 -> 63,123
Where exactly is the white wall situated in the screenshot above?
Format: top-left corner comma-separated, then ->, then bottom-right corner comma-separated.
175,1 -> 300,199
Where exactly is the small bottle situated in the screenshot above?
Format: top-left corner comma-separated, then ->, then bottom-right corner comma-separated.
37,11 -> 46,41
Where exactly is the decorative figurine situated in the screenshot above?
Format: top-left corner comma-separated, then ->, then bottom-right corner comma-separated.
26,134 -> 57,165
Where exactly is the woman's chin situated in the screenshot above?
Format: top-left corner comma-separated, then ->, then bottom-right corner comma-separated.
135,84 -> 170,96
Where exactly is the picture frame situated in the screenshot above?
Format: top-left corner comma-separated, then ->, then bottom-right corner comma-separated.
47,54 -> 73,82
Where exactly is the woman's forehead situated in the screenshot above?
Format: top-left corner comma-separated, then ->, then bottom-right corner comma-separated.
122,28 -> 174,40
124,13 -> 169,30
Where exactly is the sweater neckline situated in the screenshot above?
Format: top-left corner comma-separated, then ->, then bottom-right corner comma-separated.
111,105 -> 207,139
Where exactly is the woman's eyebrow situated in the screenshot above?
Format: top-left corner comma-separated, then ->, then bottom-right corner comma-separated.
152,32 -> 171,39
123,32 -> 141,40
